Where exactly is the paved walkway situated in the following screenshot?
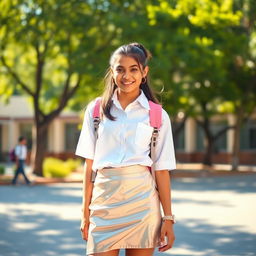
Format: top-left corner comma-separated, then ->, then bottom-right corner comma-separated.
0,174 -> 255,256
1,162 -> 255,185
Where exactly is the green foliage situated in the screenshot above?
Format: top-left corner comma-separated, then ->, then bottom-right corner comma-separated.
0,165 -> 5,175
0,0 -> 255,166
1,0 -> 255,116
144,0 -> 256,121
43,157 -> 81,178
0,0 -> 121,110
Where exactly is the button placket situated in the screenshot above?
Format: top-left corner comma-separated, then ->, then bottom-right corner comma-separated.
119,111 -> 126,162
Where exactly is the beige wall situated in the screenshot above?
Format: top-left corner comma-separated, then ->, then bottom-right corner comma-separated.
184,118 -> 196,153
1,120 -> 19,150
0,96 -> 79,153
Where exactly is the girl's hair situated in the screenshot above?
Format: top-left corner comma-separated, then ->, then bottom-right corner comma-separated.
101,42 -> 159,120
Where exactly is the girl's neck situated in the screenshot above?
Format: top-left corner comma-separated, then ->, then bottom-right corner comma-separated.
116,89 -> 141,110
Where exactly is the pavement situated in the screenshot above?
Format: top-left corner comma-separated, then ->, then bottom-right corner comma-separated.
0,173 -> 256,256
1,162 -> 256,185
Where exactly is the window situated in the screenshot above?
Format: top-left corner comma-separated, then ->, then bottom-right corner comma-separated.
172,122 -> 185,151
249,128 -> 256,149
196,121 -> 227,152
65,123 -> 80,152
211,121 -> 227,152
240,120 -> 256,150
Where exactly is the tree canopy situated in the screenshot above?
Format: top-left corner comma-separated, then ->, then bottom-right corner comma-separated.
0,0 -> 255,171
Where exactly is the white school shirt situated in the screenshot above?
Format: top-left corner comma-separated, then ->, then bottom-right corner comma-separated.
75,89 -> 176,172
15,145 -> 27,160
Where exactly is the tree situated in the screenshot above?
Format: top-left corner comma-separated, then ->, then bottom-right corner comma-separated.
0,0 -> 119,176
145,0 -> 255,165
228,0 -> 256,170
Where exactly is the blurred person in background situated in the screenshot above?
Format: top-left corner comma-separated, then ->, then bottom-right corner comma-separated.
11,136 -> 31,186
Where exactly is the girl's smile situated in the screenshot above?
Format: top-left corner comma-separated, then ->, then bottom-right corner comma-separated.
112,55 -> 148,95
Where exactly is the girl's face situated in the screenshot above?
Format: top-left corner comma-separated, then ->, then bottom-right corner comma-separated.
111,55 -> 148,95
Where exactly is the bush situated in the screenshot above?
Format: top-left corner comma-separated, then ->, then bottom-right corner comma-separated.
65,158 -> 81,171
43,157 -> 81,178
0,165 -> 4,175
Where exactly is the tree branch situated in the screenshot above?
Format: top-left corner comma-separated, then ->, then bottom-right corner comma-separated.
173,116 -> 187,135
213,125 -> 236,140
34,44 -> 44,99
0,55 -> 35,97
44,75 -> 82,124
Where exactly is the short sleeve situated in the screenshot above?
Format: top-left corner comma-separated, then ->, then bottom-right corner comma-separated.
154,109 -> 176,171
75,101 -> 96,159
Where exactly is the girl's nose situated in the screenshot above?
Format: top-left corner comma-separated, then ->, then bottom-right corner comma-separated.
123,71 -> 131,79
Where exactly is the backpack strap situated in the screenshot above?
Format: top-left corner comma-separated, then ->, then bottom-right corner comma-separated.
149,100 -> 162,130
148,100 -> 162,189
149,100 -> 162,147
93,98 -> 101,118
91,98 -> 101,182
93,97 -> 101,137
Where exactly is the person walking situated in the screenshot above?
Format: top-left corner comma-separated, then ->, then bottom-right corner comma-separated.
76,42 -> 176,256
11,136 -> 31,185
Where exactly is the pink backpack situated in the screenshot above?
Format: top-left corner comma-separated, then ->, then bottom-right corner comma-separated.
92,98 -> 162,186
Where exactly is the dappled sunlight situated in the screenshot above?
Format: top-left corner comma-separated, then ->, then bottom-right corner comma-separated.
173,178 -> 256,234
168,247 -> 215,256
35,229 -> 62,236
171,219 -> 256,256
173,175 -> 256,193
0,183 -> 85,255
1,176 -> 255,256
12,221 -> 40,230
1,204 -> 85,256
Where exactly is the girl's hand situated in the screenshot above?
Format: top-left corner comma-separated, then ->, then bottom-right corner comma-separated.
80,209 -> 90,241
158,220 -> 175,252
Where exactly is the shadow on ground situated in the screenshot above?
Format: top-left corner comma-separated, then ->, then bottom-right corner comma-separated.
172,173 -> 256,194
0,185 -> 84,256
0,175 -> 255,256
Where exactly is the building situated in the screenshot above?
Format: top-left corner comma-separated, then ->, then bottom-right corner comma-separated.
0,96 -> 255,164
0,96 -> 80,162
174,116 -> 256,165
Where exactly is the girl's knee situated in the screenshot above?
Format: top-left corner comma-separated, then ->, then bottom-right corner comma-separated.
125,248 -> 154,256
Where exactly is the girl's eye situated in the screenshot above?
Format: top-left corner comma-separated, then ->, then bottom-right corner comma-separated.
116,68 -> 124,73
131,68 -> 138,72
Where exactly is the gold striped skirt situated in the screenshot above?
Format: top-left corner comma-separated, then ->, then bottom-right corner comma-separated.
87,165 -> 162,255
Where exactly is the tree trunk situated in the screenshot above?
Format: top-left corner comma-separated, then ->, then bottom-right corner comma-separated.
231,108 -> 243,171
203,133 -> 214,166
31,123 -> 49,176
197,108 -> 214,166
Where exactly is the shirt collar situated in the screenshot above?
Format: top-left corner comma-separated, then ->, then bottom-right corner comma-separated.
112,89 -> 150,110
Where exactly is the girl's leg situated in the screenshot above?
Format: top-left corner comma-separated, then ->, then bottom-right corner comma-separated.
88,249 -> 120,256
125,248 -> 155,256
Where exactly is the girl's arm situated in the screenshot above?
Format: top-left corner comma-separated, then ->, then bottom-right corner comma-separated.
155,170 -> 173,216
81,158 -> 94,240
155,170 -> 175,252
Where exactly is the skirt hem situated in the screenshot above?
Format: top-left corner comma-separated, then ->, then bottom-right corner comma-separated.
86,244 -> 158,255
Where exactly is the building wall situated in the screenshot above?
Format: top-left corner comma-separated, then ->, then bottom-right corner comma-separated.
174,115 -> 256,165
0,96 -> 255,164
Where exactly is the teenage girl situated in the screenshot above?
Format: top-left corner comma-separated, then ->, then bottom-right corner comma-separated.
76,42 -> 176,256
